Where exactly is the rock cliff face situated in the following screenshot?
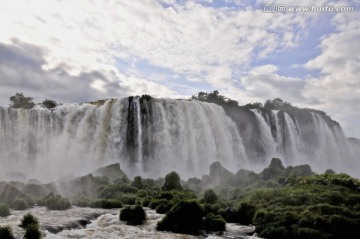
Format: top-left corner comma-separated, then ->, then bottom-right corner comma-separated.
0,96 -> 359,180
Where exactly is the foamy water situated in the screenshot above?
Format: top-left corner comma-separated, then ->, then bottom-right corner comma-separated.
0,206 -> 261,239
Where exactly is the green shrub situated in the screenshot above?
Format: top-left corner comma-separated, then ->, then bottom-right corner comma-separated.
202,213 -> 226,231
73,197 -> 91,207
157,201 -> 204,234
162,171 -> 183,191
203,189 -> 218,204
119,205 -> 146,225
149,199 -> 168,209
237,202 -> 256,225
45,194 -> 71,210
136,189 -> 148,198
0,226 -> 15,239
142,197 -> 151,207
292,226 -> 330,239
24,223 -> 41,239
131,176 -> 143,189
21,213 -> 39,228
11,198 -> 28,210
119,195 -> 137,205
218,207 -> 240,223
89,199 -> 123,209
155,202 -> 174,214
259,226 -> 290,239
0,203 -> 10,217
158,191 -> 174,200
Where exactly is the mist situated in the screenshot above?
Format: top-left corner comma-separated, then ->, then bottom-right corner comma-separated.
1,96 -> 359,183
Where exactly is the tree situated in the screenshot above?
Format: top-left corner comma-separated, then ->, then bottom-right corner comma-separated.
162,171 -> 183,191
9,93 -> 35,109
203,189 -> 218,204
42,99 -> 57,109
0,226 -> 15,239
120,205 -> 146,225
157,201 -> 205,234
131,176 -> 143,189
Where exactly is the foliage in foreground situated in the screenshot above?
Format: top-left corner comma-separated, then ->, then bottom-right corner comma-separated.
0,226 -> 14,239
21,213 -> 41,239
21,213 -> 39,228
157,200 -> 205,234
156,200 -> 227,234
202,213 -> 226,231
120,205 -> 146,225
24,223 -> 41,239
240,174 -> 360,239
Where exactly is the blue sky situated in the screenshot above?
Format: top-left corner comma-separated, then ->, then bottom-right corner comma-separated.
0,0 -> 359,137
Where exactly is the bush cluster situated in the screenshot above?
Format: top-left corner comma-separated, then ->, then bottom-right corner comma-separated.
21,213 -> 41,239
11,198 -> 28,210
0,226 -> 14,239
89,199 -> 123,209
0,203 -> 10,217
244,175 -> 360,239
119,205 -> 146,225
44,194 -> 71,210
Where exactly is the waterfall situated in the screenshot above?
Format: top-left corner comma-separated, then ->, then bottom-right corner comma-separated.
271,110 -> 283,152
282,112 -> 304,164
250,109 -> 277,160
1,97 -> 360,180
0,98 -> 249,180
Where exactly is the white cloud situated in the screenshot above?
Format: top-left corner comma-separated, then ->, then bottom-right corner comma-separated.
302,13 -> 360,137
0,0 -> 359,137
236,64 -> 306,104
0,0 -> 312,90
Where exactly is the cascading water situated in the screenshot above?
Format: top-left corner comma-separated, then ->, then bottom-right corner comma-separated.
1,97 -> 360,180
271,110 -> 283,151
244,109 -> 360,176
0,97 -> 249,181
250,109 -> 277,160
282,112 -> 304,163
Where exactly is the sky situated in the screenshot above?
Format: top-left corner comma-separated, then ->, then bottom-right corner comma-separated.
0,0 -> 359,137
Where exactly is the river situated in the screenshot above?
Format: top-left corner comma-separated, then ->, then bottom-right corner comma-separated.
0,206 -> 262,239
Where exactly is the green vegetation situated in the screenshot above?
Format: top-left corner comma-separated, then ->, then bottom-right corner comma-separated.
192,91 -> 238,109
131,176 -> 143,189
0,203 -> 10,217
24,223 -> 41,239
38,193 -> 71,210
241,174 -> 360,239
120,205 -> 146,225
0,226 -> 14,239
237,202 -> 256,225
157,200 -> 205,234
21,214 -> 41,239
89,199 -> 123,209
41,99 -> 57,109
202,213 -> 226,231
202,189 -> 218,204
21,213 -> 39,228
9,93 -> 35,109
1,160 -> 358,238
162,171 -> 183,191
11,198 -> 28,210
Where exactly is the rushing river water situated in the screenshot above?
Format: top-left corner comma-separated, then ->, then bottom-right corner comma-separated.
0,206 -> 261,239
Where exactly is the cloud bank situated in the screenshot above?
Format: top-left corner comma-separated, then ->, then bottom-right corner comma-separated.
0,0 -> 359,137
